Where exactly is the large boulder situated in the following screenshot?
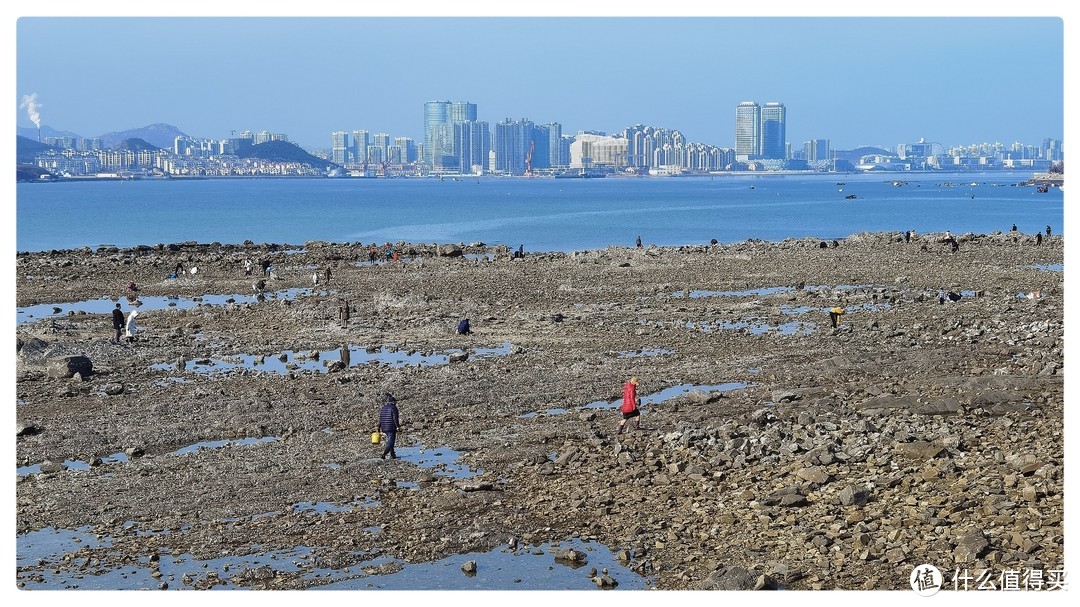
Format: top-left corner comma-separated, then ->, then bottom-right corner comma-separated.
439,244 -> 463,257
46,355 -> 92,379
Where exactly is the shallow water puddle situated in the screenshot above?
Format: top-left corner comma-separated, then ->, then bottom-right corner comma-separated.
18,436 -> 282,477
170,436 -> 280,456
16,528 -> 330,590
18,530 -> 647,591
519,382 -> 747,417
17,288 -> 329,325
672,286 -> 793,299
392,442 -> 482,479
315,538 -> 652,590
17,452 -> 130,476
153,342 -> 512,375
686,319 -> 815,335
1030,263 -> 1062,272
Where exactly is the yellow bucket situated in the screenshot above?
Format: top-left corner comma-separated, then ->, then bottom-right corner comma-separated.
371,432 -> 381,444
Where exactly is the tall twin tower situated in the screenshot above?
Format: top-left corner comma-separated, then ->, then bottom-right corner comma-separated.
735,101 -> 786,160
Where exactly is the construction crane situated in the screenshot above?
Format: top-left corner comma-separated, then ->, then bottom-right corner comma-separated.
524,140 -> 535,176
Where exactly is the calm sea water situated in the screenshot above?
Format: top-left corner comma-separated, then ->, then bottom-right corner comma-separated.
15,172 -> 1062,253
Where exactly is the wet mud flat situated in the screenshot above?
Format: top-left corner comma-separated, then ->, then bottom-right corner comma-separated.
15,232 -> 1064,590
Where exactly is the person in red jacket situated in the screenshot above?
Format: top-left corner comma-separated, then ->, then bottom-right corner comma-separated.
617,377 -> 641,434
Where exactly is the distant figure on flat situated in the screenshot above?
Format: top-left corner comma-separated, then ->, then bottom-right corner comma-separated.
456,318 -> 471,335
124,309 -> 140,342
635,235 -> 642,248
112,303 -> 125,343
1011,224 -> 1018,232
339,299 -> 351,328
377,393 -> 401,460
617,377 -> 641,435
829,307 -> 844,328
1046,225 -> 1052,237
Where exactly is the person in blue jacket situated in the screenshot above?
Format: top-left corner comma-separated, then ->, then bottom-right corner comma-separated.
377,393 -> 401,459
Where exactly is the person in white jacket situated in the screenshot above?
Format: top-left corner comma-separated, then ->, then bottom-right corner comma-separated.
125,309 -> 140,342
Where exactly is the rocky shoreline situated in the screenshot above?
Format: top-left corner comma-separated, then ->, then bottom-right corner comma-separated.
15,231 -> 1064,590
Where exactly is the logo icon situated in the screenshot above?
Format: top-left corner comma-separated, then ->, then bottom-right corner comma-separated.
910,564 -> 943,596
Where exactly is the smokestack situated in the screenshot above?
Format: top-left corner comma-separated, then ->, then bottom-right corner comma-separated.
20,93 -> 43,135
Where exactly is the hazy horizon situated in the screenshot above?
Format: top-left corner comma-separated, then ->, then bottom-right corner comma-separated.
15,16 -> 1065,151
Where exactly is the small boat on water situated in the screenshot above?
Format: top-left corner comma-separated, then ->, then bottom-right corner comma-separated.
845,194 -> 857,200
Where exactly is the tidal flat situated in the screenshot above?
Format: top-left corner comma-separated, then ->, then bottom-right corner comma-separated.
15,231 -> 1063,590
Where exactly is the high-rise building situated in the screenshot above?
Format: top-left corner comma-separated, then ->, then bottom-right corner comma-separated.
454,121 -> 490,174
449,101 -> 477,124
373,133 -> 392,163
331,131 -> 349,165
805,139 -> 830,164
1043,138 -> 1062,162
545,123 -> 566,167
351,130 -> 370,164
394,137 -> 418,164
425,100 -> 479,168
493,118 -> 534,175
760,102 -> 786,160
735,101 -> 761,159
424,100 -> 450,164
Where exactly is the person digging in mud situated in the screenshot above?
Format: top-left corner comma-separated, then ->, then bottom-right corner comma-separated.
378,393 -> 401,459
617,377 -> 642,434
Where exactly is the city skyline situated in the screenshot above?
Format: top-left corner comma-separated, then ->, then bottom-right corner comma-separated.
13,13 -> 1066,152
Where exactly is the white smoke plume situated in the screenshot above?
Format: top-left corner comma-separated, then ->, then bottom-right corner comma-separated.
20,93 -> 42,128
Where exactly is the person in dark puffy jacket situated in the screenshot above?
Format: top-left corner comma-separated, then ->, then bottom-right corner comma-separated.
377,393 -> 401,459
112,303 -> 125,343
456,318 -> 471,335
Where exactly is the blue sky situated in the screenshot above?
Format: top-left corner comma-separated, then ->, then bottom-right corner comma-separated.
10,7 -> 1070,152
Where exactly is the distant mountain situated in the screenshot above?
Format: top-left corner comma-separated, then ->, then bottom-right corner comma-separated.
238,140 -> 337,171
116,138 -> 161,152
17,164 -> 55,182
98,123 -> 187,150
16,135 -> 59,163
17,124 -> 83,142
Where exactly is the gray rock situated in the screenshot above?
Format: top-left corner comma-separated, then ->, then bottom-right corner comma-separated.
839,485 -> 870,506
46,356 -> 92,379
772,390 -> 798,403
796,466 -> 830,484
553,548 -> 587,564
16,421 -> 41,436
779,493 -> 809,507
700,565 -> 758,590
103,383 -> 125,396
894,441 -> 944,459
460,560 -> 477,574
954,531 -> 989,563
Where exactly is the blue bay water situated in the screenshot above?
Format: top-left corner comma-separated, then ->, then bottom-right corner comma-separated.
16,172 -> 1062,253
